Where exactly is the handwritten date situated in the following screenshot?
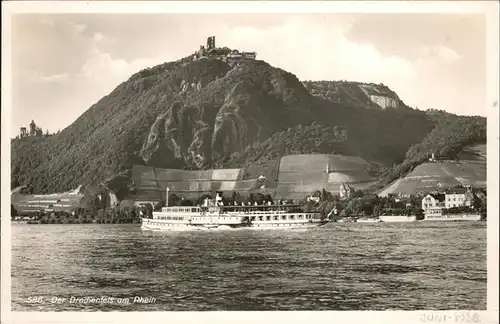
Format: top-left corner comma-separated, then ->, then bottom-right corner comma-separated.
421,312 -> 481,323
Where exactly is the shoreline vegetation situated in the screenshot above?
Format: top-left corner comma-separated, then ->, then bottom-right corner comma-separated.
11,185 -> 486,225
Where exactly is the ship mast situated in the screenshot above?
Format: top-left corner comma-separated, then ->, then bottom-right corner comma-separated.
166,187 -> 170,207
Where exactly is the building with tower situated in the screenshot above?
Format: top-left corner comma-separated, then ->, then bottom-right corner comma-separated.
29,120 -> 37,136
20,127 -> 27,138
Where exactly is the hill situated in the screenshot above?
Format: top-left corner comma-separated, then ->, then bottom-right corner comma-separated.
371,112 -> 487,194
11,40 -> 486,201
378,144 -> 486,196
275,154 -> 377,199
11,186 -> 84,215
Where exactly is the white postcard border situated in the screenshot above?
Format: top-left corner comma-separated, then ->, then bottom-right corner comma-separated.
1,1 -> 498,324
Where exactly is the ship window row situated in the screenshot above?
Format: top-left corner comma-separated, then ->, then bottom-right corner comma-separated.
250,214 -> 313,221
158,216 -> 184,220
193,217 -> 237,220
149,222 -> 182,226
255,223 -> 307,227
164,208 -> 199,212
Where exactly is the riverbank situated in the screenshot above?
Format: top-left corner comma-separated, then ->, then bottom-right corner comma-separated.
18,218 -> 141,224
331,214 -> 484,223
12,214 -> 140,224
13,216 -> 484,225
11,204 -> 142,224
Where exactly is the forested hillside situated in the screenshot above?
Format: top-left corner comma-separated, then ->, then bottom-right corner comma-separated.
11,48 -> 486,197
372,111 -> 487,191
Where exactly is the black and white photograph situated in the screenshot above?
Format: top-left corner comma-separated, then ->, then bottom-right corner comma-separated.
1,1 -> 498,323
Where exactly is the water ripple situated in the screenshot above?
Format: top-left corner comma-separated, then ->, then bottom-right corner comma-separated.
11,222 -> 486,311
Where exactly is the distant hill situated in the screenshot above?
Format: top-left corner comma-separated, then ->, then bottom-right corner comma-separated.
11,185 -> 83,215
11,40 -> 486,201
274,154 -> 377,200
378,144 -> 486,196
371,112 -> 487,194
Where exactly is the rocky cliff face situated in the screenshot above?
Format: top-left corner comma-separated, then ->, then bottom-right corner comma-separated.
303,81 -> 401,110
140,59 -> 314,169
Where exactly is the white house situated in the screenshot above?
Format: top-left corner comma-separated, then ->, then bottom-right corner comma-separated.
421,193 -> 446,216
444,187 -> 474,209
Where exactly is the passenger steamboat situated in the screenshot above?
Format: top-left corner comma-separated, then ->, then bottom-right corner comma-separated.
140,193 -> 326,231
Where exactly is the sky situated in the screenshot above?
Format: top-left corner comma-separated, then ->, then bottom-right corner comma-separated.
9,12 -> 488,137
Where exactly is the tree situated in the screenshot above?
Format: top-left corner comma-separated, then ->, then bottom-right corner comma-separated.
11,204 -> 18,220
352,190 -> 364,198
414,208 -> 424,220
154,200 -> 165,211
141,203 -> 153,218
321,189 -> 330,201
479,197 -> 487,214
96,209 -> 106,222
359,194 -> 378,216
317,201 -> 337,218
120,199 -> 136,208
255,193 -> 265,205
473,194 -> 486,214
168,193 -> 180,206
80,193 -> 104,215
312,190 -> 322,198
179,198 -> 195,206
11,178 -> 21,190
196,194 -> 213,206
345,198 -> 363,216
35,127 -> 43,137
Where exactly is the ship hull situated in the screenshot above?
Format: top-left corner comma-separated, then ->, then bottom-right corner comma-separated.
356,218 -> 381,223
424,214 -> 481,221
140,218 -> 326,231
140,218 -> 248,231
379,215 -> 417,223
248,220 -> 327,229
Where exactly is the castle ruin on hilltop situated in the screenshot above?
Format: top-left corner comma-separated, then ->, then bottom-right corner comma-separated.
194,36 -> 257,62
19,120 -> 44,139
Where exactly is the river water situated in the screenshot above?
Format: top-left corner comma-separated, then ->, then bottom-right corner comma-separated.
11,222 -> 486,311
